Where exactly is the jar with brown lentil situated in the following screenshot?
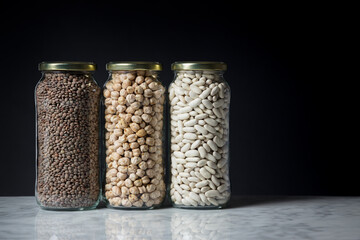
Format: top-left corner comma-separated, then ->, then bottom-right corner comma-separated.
35,62 -> 101,210
103,62 -> 166,209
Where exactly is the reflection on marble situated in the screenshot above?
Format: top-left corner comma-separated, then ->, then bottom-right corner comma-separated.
35,210 -> 105,240
171,210 -> 236,240
104,210 -> 170,239
0,196 -> 360,240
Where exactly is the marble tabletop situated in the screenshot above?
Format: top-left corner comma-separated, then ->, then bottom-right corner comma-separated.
0,196 -> 359,240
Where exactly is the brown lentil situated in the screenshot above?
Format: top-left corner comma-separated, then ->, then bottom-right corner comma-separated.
35,71 -> 100,209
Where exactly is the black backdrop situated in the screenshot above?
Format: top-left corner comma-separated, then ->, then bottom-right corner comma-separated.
0,1 -> 355,196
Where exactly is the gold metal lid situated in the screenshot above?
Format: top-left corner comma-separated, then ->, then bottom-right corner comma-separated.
38,61 -> 96,71
106,62 -> 162,71
171,61 -> 227,71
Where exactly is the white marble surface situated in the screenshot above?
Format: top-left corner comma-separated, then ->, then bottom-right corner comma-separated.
0,196 -> 359,240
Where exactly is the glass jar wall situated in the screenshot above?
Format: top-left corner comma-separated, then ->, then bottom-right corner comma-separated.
103,62 -> 166,209
35,62 -> 101,210
169,62 -> 231,208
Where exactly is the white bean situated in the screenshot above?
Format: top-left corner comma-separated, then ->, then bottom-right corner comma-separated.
194,125 -> 208,135
183,127 -> 196,133
205,190 -> 220,198
195,180 -> 208,188
179,172 -> 190,178
189,192 -> 201,202
191,139 -> 201,149
181,143 -> 190,153
198,147 -> 207,158
192,188 -> 201,194
182,77 -> 191,83
186,157 -> 200,162
199,88 -> 211,99
203,143 -> 210,152
217,184 -> 227,193
204,166 -> 216,175
185,162 -> 197,168
207,197 -> 219,206
201,187 -> 210,194
178,106 -> 192,113
207,161 -> 218,169
204,124 -> 216,133
211,175 -> 220,187
190,84 -> 202,94
178,113 -> 190,120
184,119 -> 197,127
174,86 -> 185,95
184,133 -> 197,140
170,70 -> 230,207
197,159 -> 207,167
202,99 -> 213,109
207,140 -> 218,151
181,198 -> 191,206
204,118 -> 218,127
185,150 -> 199,157
189,98 -> 202,108
174,151 -> 185,158
200,167 -> 211,179
206,153 -> 216,163
210,86 -> 219,96
174,184 -> 183,194
171,145 -> 180,151
177,164 -> 184,173
213,99 -> 224,108
212,108 -> 222,118
188,177 -> 200,182
199,193 -> 207,203
195,113 -> 207,120
217,159 -> 227,168
213,136 -> 225,147
174,191 -> 182,202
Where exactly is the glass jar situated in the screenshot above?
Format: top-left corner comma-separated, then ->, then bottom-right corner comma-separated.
103,62 -> 166,209
169,62 -> 231,209
35,62 -> 101,210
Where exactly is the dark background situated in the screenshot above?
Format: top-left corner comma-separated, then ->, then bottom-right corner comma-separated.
0,1 -> 355,196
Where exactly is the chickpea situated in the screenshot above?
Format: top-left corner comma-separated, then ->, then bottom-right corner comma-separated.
136,129 -> 147,137
129,122 -> 140,132
132,148 -> 141,157
104,89 -> 111,98
122,79 -> 132,89
141,114 -> 152,123
104,69 -> 165,208
144,89 -> 153,98
124,179 -> 133,188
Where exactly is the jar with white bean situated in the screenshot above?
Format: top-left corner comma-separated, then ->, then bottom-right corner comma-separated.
169,62 -> 231,208
103,62 -> 166,209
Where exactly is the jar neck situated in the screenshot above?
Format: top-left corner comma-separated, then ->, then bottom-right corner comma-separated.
109,70 -> 158,74
42,70 -> 94,75
108,70 -> 160,79
175,70 -> 224,76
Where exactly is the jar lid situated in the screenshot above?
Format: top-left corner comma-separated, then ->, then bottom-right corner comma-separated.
38,61 -> 97,71
171,61 -> 227,71
106,62 -> 162,71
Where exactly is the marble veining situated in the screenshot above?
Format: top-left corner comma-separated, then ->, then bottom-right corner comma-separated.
0,196 -> 359,239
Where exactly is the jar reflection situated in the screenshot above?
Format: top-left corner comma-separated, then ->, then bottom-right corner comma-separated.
35,210 -> 103,240
171,210 -> 235,240
105,210 -> 170,239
